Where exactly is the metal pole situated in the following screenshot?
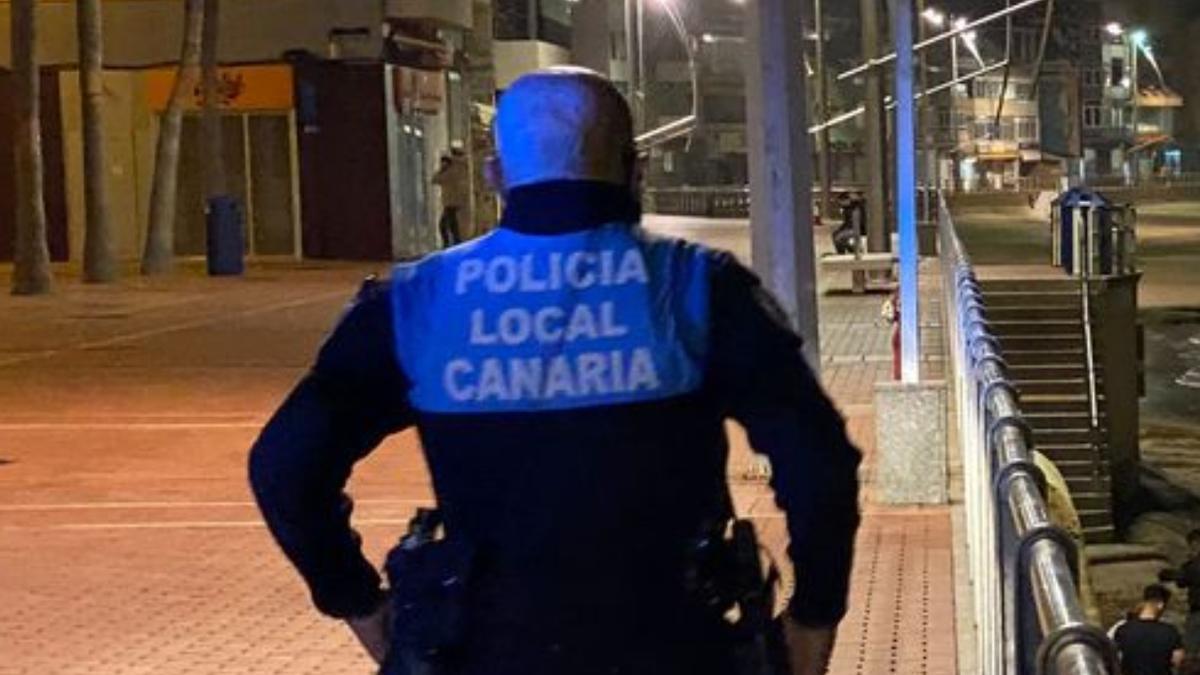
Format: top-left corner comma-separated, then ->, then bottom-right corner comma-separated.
861,0 -> 888,257
815,0 -> 834,224
951,28 -> 961,191
744,0 -> 820,369
891,0 -> 920,383
637,0 -> 646,126
624,0 -> 642,130
1130,39 -> 1139,185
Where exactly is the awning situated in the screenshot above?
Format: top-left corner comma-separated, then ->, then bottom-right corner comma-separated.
1130,134 -> 1173,154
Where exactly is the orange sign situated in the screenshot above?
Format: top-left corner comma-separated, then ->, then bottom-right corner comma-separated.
145,64 -> 294,112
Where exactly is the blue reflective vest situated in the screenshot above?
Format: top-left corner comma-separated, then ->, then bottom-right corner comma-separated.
390,223 -> 712,414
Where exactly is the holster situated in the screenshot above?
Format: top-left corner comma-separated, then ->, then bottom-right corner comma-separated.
379,510 -> 476,675
685,518 -> 790,675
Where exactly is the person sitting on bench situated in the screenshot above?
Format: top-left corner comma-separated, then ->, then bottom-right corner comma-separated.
832,192 -> 865,255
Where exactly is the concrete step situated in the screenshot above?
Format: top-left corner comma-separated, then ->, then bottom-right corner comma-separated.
1024,412 -> 1106,430
983,292 -> 1080,308
1021,398 -> 1094,415
1016,379 -> 1089,396
1084,523 -> 1117,544
987,306 -> 1085,322
1033,428 -> 1102,446
1039,443 -> 1103,463
979,278 -> 1083,293
1003,349 -> 1088,366
1073,492 -> 1113,513
1001,335 -> 1086,351
991,320 -> 1083,337
1009,364 -> 1092,381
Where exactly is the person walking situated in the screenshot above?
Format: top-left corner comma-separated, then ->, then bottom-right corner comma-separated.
434,152 -> 470,247
1160,529 -> 1200,653
249,67 -> 861,675
1113,584 -> 1184,675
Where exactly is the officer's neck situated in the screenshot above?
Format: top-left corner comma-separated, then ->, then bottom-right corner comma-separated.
499,180 -> 641,235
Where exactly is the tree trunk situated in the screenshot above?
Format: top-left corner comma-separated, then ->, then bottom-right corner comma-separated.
78,0 -> 116,283
141,0 -> 204,276
10,0 -> 53,295
201,0 -> 227,198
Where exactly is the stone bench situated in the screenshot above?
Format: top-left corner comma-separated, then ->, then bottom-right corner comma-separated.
820,252 -> 897,293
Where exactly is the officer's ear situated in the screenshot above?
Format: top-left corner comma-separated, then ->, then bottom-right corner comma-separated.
484,155 -> 505,196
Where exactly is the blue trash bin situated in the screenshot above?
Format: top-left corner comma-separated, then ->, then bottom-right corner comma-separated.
1055,188 -> 1109,275
206,195 -> 245,276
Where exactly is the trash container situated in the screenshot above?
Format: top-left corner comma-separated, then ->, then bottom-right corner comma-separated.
1051,187 -> 1109,275
205,194 -> 245,276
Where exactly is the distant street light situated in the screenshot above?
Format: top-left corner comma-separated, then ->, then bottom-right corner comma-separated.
921,8 -> 946,28
1105,22 -> 1124,38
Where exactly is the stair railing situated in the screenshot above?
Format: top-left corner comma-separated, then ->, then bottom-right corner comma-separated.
938,192 -> 1115,675
1077,208 -> 1107,499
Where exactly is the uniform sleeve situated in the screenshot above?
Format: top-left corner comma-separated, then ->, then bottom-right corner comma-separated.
707,254 -> 862,628
249,279 -> 415,619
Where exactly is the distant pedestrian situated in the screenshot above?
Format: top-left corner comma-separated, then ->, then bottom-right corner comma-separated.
434,152 -> 470,247
831,192 -> 864,255
1160,529 -> 1200,653
1113,584 -> 1184,675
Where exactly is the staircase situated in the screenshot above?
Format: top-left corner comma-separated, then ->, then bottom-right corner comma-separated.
979,278 -> 1115,543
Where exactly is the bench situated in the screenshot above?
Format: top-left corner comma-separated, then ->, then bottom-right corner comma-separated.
819,252 -> 897,293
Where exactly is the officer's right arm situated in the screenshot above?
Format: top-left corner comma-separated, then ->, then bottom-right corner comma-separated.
249,282 -> 414,620
707,255 -> 863,628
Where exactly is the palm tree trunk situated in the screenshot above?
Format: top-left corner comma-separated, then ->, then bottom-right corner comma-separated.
141,0 -> 204,276
10,0 -> 53,295
78,0 -> 116,283
201,0 -> 227,198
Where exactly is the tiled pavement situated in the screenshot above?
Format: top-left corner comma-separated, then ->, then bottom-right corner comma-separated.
0,235 -> 957,674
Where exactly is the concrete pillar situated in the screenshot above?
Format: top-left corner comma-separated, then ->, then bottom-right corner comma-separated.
1096,273 -> 1142,523
743,0 -> 819,369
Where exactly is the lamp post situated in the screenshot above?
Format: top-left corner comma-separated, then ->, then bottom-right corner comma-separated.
1130,29 -> 1146,184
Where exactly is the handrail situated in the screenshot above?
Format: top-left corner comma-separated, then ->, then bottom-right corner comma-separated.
1080,273 -> 1101,433
938,192 -> 1116,675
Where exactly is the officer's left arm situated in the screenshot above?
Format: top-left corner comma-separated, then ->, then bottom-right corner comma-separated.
707,255 -> 862,630
249,281 -> 414,620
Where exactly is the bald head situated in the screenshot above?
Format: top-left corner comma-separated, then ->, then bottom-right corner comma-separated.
494,67 -> 635,190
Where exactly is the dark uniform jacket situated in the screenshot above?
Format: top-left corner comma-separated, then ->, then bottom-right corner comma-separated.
249,180 -> 861,674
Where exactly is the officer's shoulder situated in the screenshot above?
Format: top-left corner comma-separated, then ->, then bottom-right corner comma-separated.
633,226 -> 736,268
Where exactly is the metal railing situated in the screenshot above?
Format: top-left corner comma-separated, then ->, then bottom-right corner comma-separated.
939,194 -> 1116,675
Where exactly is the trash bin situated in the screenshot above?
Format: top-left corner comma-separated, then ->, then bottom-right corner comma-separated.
205,194 -> 245,276
1051,187 -> 1109,275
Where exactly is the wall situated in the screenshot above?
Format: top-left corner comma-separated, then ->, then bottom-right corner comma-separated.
0,0 -> 381,68
57,69 -> 153,262
493,40 -> 569,89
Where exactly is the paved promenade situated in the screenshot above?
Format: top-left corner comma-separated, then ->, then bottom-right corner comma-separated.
0,218 -> 956,674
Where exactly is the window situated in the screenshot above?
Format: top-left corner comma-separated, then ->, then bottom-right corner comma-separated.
1110,58 -> 1125,87
1016,116 -> 1038,141
1084,106 -> 1103,128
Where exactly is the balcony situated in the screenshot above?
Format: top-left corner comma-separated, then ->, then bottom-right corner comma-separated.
386,0 -> 473,30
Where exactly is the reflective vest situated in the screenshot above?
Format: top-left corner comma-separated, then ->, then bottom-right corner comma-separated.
390,223 -> 712,414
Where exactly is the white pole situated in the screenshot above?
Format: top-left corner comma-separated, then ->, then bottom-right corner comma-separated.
892,0 -> 921,383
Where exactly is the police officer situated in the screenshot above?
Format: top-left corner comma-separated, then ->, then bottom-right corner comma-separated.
249,67 -> 861,675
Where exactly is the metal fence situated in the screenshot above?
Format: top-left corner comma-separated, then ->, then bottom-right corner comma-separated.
938,194 -> 1116,675
644,187 -> 752,218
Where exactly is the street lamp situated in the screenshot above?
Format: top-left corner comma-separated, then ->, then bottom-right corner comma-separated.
922,8 -> 946,29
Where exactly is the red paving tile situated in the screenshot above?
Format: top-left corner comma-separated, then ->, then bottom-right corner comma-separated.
0,260 -> 958,674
